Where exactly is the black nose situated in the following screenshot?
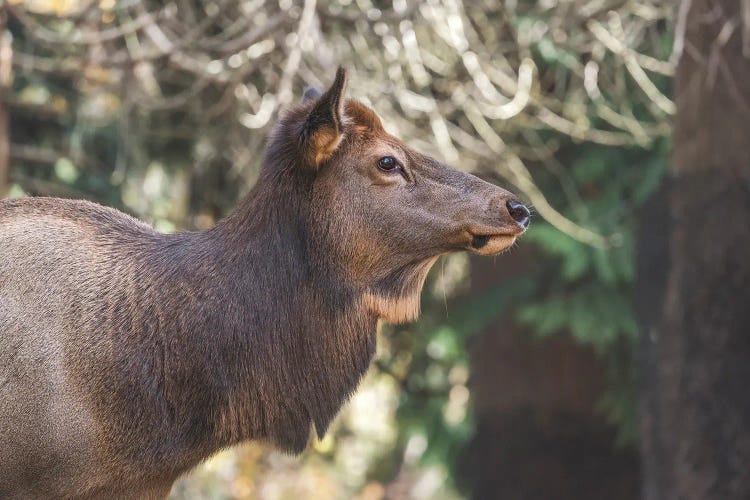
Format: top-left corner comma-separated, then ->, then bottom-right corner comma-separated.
506,200 -> 530,228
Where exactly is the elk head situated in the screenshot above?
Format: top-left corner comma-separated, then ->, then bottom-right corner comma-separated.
265,68 -> 529,324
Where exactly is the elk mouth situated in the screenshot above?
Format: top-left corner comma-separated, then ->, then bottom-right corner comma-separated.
467,230 -> 521,255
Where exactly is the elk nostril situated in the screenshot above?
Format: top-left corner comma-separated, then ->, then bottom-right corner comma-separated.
506,200 -> 530,228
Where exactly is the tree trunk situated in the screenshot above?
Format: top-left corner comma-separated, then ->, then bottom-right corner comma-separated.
638,1 -> 750,499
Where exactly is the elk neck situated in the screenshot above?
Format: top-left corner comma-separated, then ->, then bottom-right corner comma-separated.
181,170 -> 380,454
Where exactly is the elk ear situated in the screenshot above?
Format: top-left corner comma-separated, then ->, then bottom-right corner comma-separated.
301,67 -> 348,169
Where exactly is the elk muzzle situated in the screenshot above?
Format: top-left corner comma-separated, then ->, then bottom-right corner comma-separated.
464,196 -> 530,256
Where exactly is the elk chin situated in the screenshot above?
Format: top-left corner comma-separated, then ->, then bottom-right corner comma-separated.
469,234 -> 517,255
363,256 -> 440,324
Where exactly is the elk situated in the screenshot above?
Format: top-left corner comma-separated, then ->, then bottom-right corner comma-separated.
0,68 -> 529,498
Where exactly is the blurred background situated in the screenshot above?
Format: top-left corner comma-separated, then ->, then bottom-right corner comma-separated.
3,1 -> 749,499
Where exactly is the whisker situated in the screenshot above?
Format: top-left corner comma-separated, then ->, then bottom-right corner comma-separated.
441,257 -> 449,318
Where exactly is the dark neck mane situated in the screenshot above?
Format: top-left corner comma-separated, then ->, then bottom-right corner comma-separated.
202,174 -> 379,453
97,163 -> 433,481
86,172 -> 380,483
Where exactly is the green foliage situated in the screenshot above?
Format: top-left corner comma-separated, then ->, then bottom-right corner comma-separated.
518,283 -> 637,349
382,275 -> 539,488
513,140 -> 668,445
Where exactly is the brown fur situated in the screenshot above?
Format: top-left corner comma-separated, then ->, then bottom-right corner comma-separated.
0,68 -> 527,498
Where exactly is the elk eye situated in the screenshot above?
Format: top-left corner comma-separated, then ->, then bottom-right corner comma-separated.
377,156 -> 399,172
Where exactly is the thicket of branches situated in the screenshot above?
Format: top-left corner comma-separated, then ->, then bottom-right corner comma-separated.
8,0 -> 674,242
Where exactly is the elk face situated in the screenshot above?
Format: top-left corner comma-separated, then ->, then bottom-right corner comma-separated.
286,69 -> 529,322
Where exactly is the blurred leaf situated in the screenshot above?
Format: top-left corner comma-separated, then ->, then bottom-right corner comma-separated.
54,157 -> 78,184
